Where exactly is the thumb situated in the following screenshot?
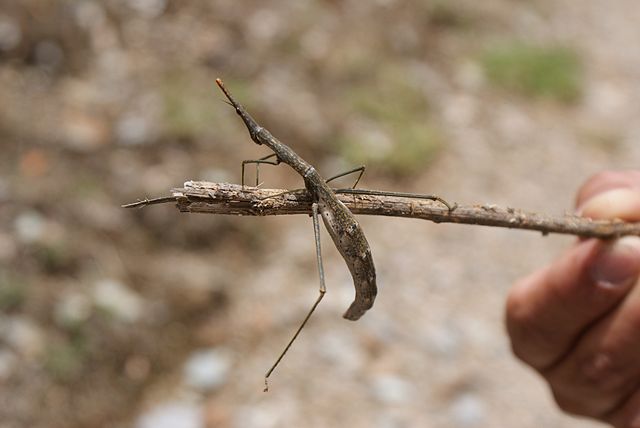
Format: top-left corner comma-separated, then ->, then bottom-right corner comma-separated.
506,237 -> 640,369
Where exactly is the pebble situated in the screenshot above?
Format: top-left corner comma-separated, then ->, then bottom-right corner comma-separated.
73,1 -> 106,30
1,316 -> 44,359
135,400 -> 204,428
0,14 -> 20,51
448,392 -> 487,427
317,330 -> 365,371
422,325 -> 462,359
127,0 -> 168,19
14,211 -> 45,244
370,374 -> 414,405
585,81 -> 626,119
183,348 -> 232,392
116,113 -> 152,146
247,9 -> 282,44
54,291 -> 92,326
233,405 -> 280,428
93,279 -> 144,323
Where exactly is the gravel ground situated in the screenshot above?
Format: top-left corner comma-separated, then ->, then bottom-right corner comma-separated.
1,1 -> 639,427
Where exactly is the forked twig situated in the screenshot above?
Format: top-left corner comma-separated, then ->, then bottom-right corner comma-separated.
124,181 -> 640,239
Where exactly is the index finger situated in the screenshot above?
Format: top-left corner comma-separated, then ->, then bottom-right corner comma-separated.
576,170 -> 640,220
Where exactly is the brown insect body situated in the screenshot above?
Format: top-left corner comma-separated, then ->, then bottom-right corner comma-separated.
314,182 -> 376,320
216,79 -> 377,320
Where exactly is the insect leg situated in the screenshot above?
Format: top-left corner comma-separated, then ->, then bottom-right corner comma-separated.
241,153 -> 280,187
264,202 -> 326,392
325,165 -> 366,189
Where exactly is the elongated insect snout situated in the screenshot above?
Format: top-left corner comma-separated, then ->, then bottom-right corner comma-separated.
216,78 -> 265,145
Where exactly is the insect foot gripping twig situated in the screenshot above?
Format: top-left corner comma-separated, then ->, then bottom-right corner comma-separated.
216,78 -> 378,388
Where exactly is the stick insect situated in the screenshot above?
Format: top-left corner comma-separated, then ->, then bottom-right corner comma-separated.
215,78 -> 452,390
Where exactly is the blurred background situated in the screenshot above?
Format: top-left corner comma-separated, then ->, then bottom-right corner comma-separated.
1,0 -> 639,427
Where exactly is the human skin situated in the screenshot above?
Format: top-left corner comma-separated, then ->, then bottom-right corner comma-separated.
506,171 -> 640,427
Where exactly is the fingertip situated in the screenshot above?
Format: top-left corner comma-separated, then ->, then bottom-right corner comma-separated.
577,188 -> 640,221
576,170 -> 640,207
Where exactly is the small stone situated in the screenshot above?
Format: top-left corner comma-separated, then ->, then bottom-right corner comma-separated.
232,405 -> 279,428
74,1 -> 107,29
14,211 -> 45,244
127,0 -> 168,19
317,330 -> 365,371
183,348 -> 232,392
449,392 -> 487,427
247,9 -> 282,43
1,316 -> 45,359
93,279 -> 144,323
0,15 -> 21,51
370,374 -> 414,404
135,401 -> 204,428
116,113 -> 152,146
423,325 -> 462,359
54,291 -> 92,326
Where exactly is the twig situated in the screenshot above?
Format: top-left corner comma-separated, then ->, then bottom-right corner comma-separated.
124,181 -> 640,239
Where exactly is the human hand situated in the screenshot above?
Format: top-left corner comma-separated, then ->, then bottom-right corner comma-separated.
506,171 -> 640,427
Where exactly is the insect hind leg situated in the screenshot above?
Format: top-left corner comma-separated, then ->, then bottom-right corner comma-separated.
264,202 -> 326,392
242,153 -> 280,187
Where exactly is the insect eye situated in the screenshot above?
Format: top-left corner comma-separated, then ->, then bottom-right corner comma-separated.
235,107 -> 241,115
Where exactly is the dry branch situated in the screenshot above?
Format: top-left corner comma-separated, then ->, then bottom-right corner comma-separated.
123,181 -> 640,239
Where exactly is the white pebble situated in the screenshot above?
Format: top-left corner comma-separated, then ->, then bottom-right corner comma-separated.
183,348 -> 232,392
93,279 -> 144,322
135,401 -> 204,428
370,374 -> 414,404
449,392 -> 487,427
1,316 -> 44,358
14,211 -> 45,243
55,291 -> 92,326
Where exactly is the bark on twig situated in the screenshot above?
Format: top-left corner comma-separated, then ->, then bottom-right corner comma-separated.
123,181 -> 640,239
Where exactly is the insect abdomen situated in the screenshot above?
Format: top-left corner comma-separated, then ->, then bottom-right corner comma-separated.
318,200 -> 377,321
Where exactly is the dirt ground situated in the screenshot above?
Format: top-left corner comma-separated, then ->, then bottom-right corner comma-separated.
1,1 -> 639,427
